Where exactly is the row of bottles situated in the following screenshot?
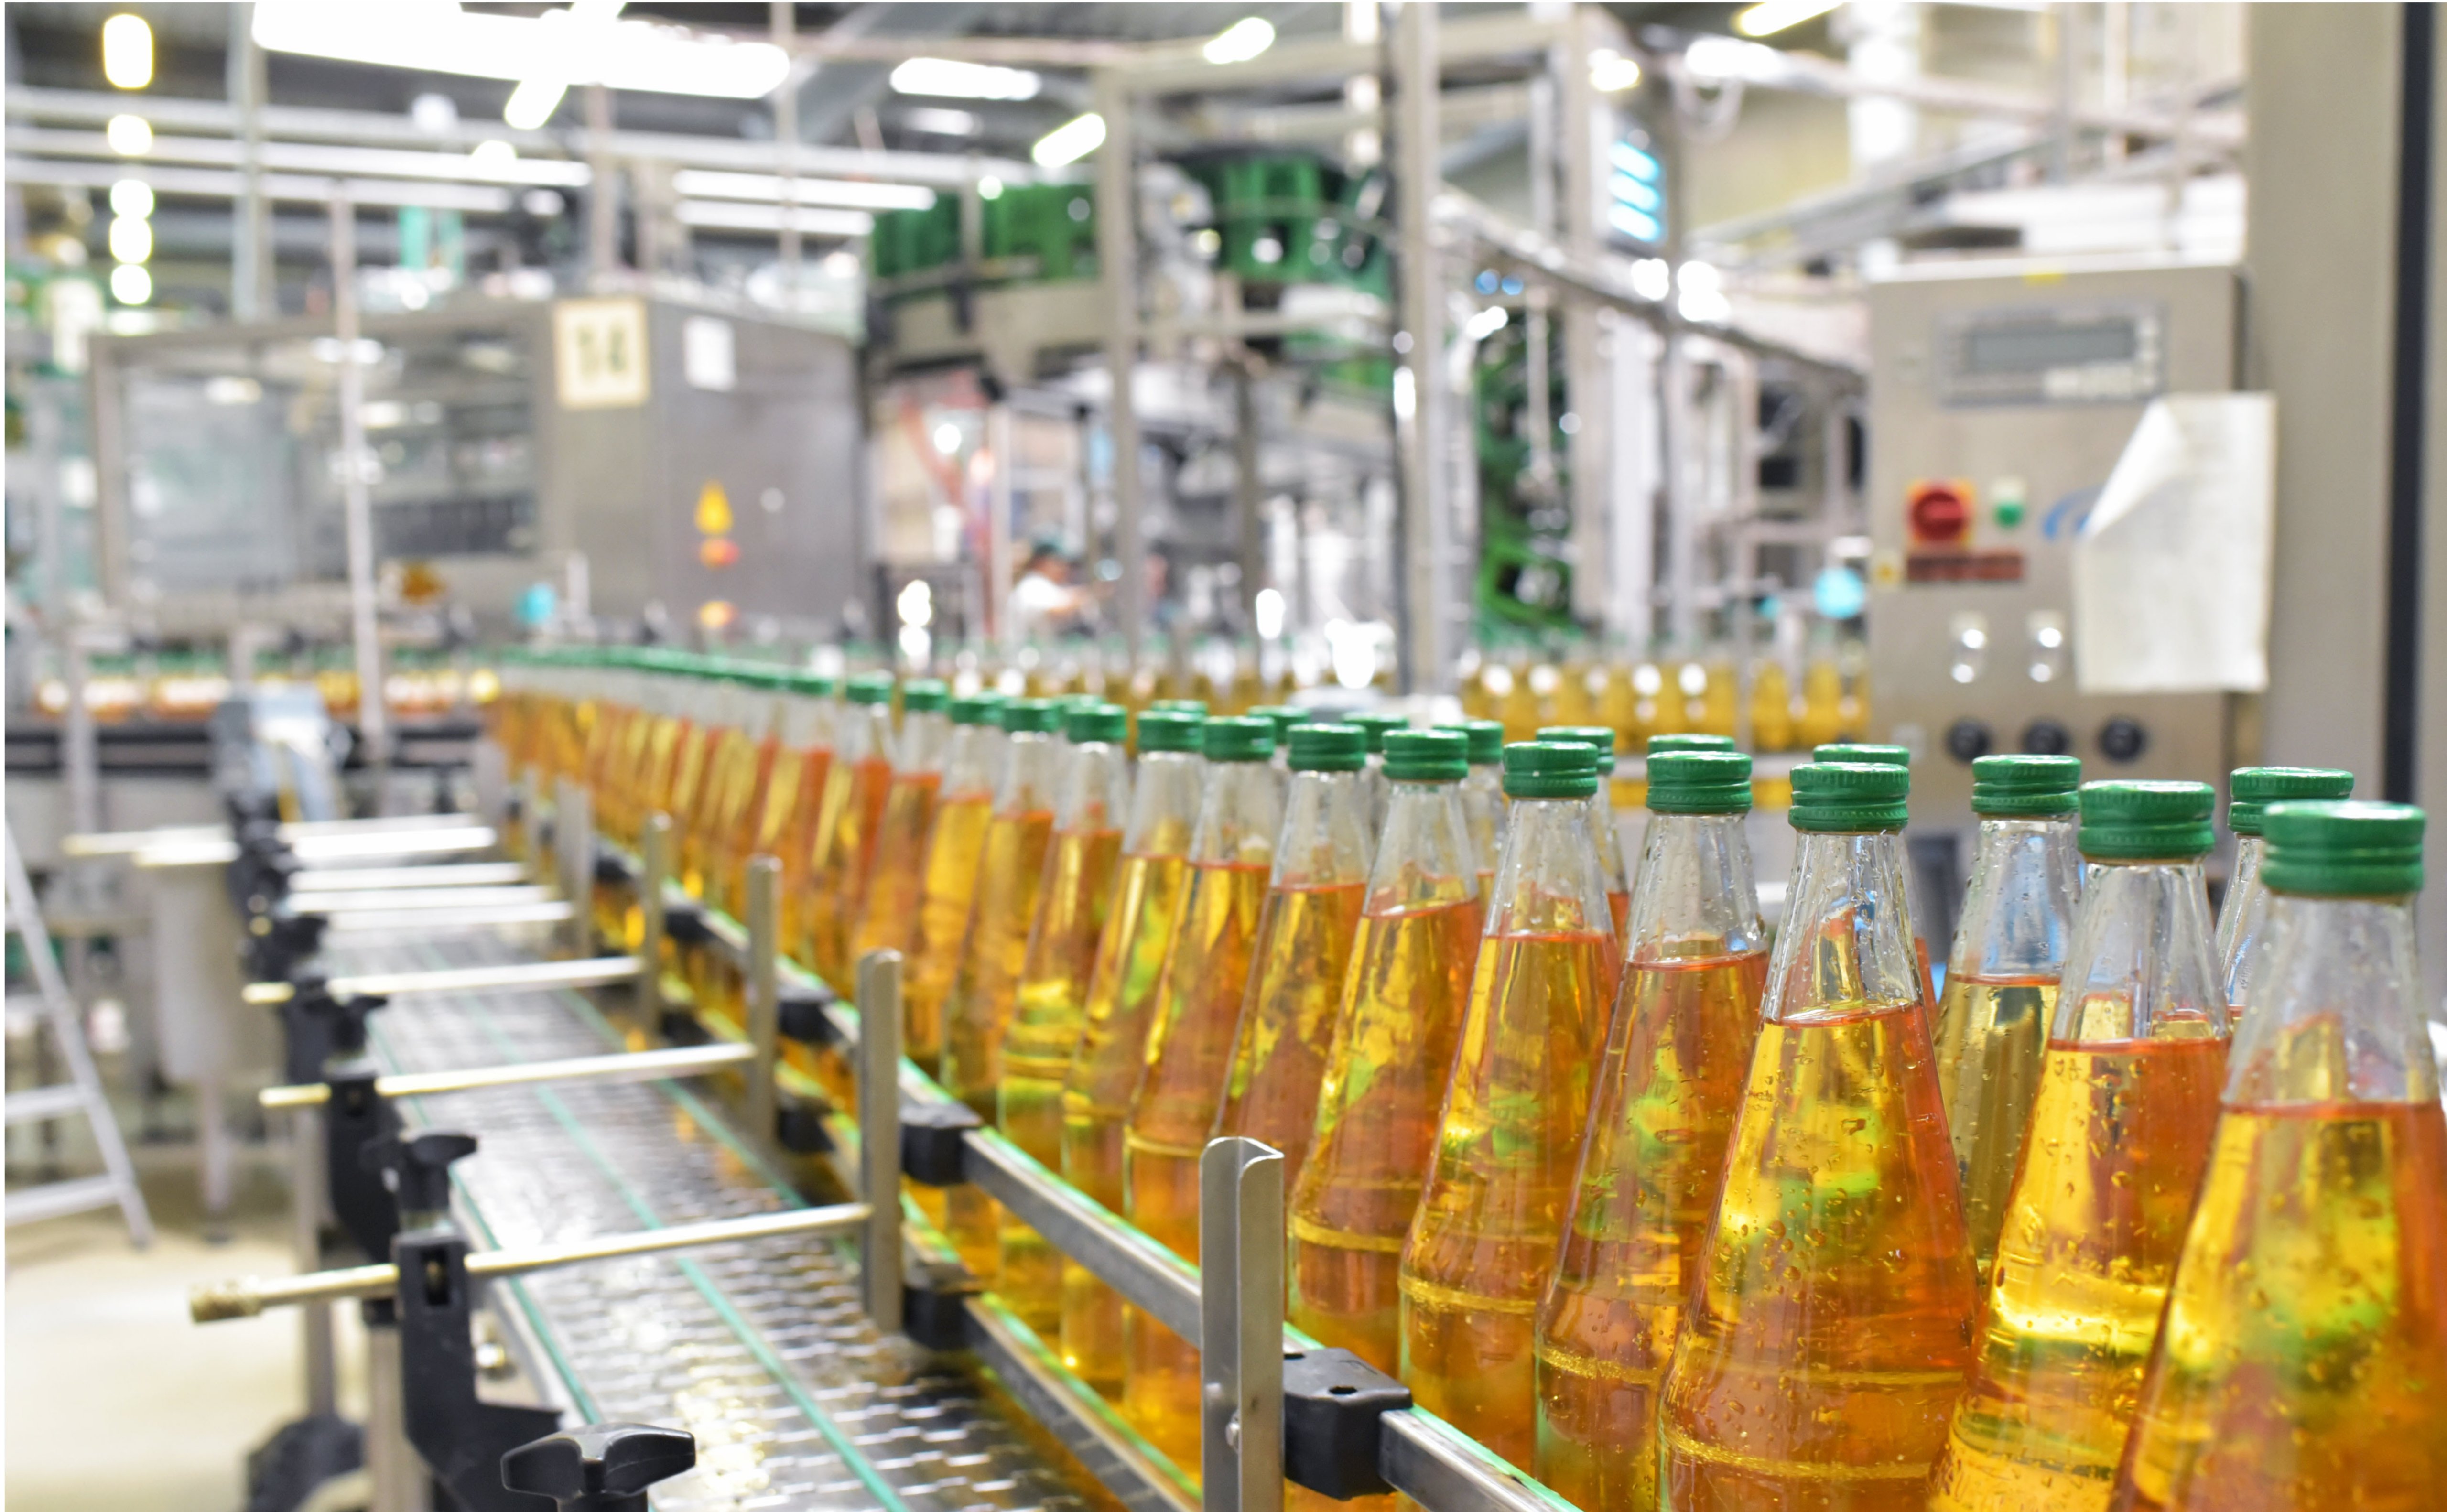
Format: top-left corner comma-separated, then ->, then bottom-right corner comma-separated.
487,649 -> 2444,1512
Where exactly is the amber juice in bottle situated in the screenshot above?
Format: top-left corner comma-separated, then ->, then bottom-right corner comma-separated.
1933,782 -> 2231,1512
800,673 -> 896,992
936,698 -> 1064,1276
1930,755 -> 2083,1281
1658,759 -> 1980,1512
1059,711 -> 1205,1395
700,667 -> 786,918
747,671 -> 836,959
2213,766 -> 2353,1024
1288,732 -> 1483,1376
900,692 -> 1004,1077
1122,715 -> 1283,1469
997,703 -> 1132,1328
1534,751 -> 1765,1512
1213,722 -> 1375,1186
2110,801 -> 2447,1512
850,679 -> 952,966
681,667 -> 754,902
1398,740 -> 1620,1470
1539,726 -> 1632,938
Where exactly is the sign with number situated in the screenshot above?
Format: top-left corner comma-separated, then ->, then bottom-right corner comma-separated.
554,297 -> 649,410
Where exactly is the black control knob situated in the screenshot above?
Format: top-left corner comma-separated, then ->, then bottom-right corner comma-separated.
2097,716 -> 2148,763
2020,719 -> 2074,757
363,1129 -> 477,1228
1943,719 -> 1994,763
502,1423 -> 696,1512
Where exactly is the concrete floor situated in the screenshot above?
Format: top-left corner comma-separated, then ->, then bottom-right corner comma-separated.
7,1133 -> 366,1512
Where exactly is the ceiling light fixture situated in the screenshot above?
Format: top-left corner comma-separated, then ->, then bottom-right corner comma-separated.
888,57 -> 1042,101
671,169 -> 937,211
105,114 -> 152,155
901,106 -> 981,137
102,13 -> 153,89
251,2 -> 789,98
1733,0 -> 1843,38
1588,48 -> 1643,92
1203,17 -> 1276,66
1032,113 -> 1105,169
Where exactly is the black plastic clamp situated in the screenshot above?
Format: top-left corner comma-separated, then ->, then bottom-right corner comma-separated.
776,981 -> 838,1046
324,1062 -> 405,1259
396,1226 -> 562,1512
591,846 -> 636,886
502,1423 -> 695,1512
661,899 -> 711,948
899,1101 -> 981,1188
775,1091 -> 834,1156
244,911 -> 329,985
1283,1347 -> 1411,1500
903,1257 -> 983,1353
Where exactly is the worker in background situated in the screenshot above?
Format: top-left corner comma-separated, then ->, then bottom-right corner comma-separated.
1012,539 -> 1087,640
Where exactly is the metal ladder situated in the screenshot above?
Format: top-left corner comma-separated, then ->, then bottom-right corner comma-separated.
4,824 -> 152,1243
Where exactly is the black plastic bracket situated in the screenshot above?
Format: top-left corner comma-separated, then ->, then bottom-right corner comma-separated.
662,900 -> 711,948
657,1009 -> 709,1047
903,1258 -> 982,1353
776,982 -> 837,1046
324,1063 -> 403,1258
244,911 -> 329,985
591,846 -> 636,886
395,1226 -> 562,1512
775,1094 -> 834,1155
899,1101 -> 981,1188
1282,1347 -> 1410,1500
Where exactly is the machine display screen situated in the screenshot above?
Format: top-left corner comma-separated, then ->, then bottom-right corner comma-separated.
1961,320 -> 2138,374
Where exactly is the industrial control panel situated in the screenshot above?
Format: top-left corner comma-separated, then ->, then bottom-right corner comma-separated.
1865,260 -> 2245,888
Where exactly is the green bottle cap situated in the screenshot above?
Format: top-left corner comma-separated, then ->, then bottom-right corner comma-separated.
1249,705 -> 1309,743
2229,766 -> 2356,837
845,672 -> 896,706
1204,715 -> 1275,763
2262,799 -> 2424,896
1538,725 -> 1623,756
1789,762 -> 1909,833
1814,742 -> 1910,767
2079,780 -> 2215,860
1647,733 -> 1735,756
1647,751 -> 1753,815
1505,740 -> 1601,800
1150,698 -> 1209,715
900,678 -> 949,713
1002,697 -> 1063,734
1346,711 -> 1408,753
1971,754 -> 2082,817
1447,719 -> 1505,766
1386,729 -> 1468,783
1289,723 -> 1367,773
1135,710 -> 1205,754
1066,702 -> 1129,744
950,691 -> 1007,726
787,670 -> 840,697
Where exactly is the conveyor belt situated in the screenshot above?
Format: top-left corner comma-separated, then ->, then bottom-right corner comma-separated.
333,931 -> 1099,1512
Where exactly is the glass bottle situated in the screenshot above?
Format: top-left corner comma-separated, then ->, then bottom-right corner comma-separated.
681,662 -> 751,901
1348,710 -> 1408,837
1289,730 -> 1484,1375
1535,750 -> 1766,1512
1446,718 -> 1506,888
850,678 -> 952,966
1214,722 -> 1375,1188
902,691 -> 1005,1078
1398,740 -> 1621,1470
752,670 -> 836,972
660,657 -> 723,868
1933,781 -> 2231,1512
936,697 -> 1064,1275
1817,740 -> 1936,994
1930,754 -> 2084,1282
2110,801 -> 2447,1511
1060,709 -> 1206,1397
2214,766 -> 2353,1023
801,672 -> 896,992
702,666 -> 787,918
1538,725 -> 1631,938
1248,704 -> 1307,773
1122,715 -> 1283,1469
1658,759 -> 1981,1510
997,702 -> 1133,1328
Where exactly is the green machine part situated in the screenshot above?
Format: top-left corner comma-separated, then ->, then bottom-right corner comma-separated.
1472,311 -> 1575,634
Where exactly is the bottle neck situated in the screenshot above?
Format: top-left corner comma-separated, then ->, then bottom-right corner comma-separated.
2229,889 -> 2436,1106
1190,759 -> 1285,868
1273,769 -> 1373,888
840,702 -> 891,762
1485,795 -> 1614,939
1373,780 -> 1479,912
942,725 -> 999,797
1626,811 -> 1764,964
1057,742 -> 1131,832
2054,856 -> 2225,1043
1764,827 -> 1922,1022
996,731 -> 1063,814
1948,814 -> 2082,980
2215,833 -> 2268,991
1122,749 -> 1204,856
895,711 -> 950,774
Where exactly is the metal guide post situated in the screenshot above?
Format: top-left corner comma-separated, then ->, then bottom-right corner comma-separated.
854,948 -> 904,1334
743,857 -> 781,1144
553,778 -> 593,957
637,814 -> 672,1032
243,957 -> 645,1006
1199,1138 -> 1285,1512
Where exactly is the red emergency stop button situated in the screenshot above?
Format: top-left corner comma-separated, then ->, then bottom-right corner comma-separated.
1908,481 -> 1971,546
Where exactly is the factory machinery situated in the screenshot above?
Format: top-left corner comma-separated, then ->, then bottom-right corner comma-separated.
154,695 -> 1542,1512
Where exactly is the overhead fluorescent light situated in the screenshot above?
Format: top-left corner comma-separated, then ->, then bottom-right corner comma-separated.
671,169 -> 935,211
1733,0 -> 1844,38
901,106 -> 981,137
1032,113 -> 1105,169
503,79 -> 566,131
888,57 -> 1041,101
1203,17 -> 1276,65
1589,49 -> 1643,93
107,114 -> 152,154
1684,35 -> 1800,83
675,200 -> 876,238
252,2 -> 790,98
102,13 -> 154,90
